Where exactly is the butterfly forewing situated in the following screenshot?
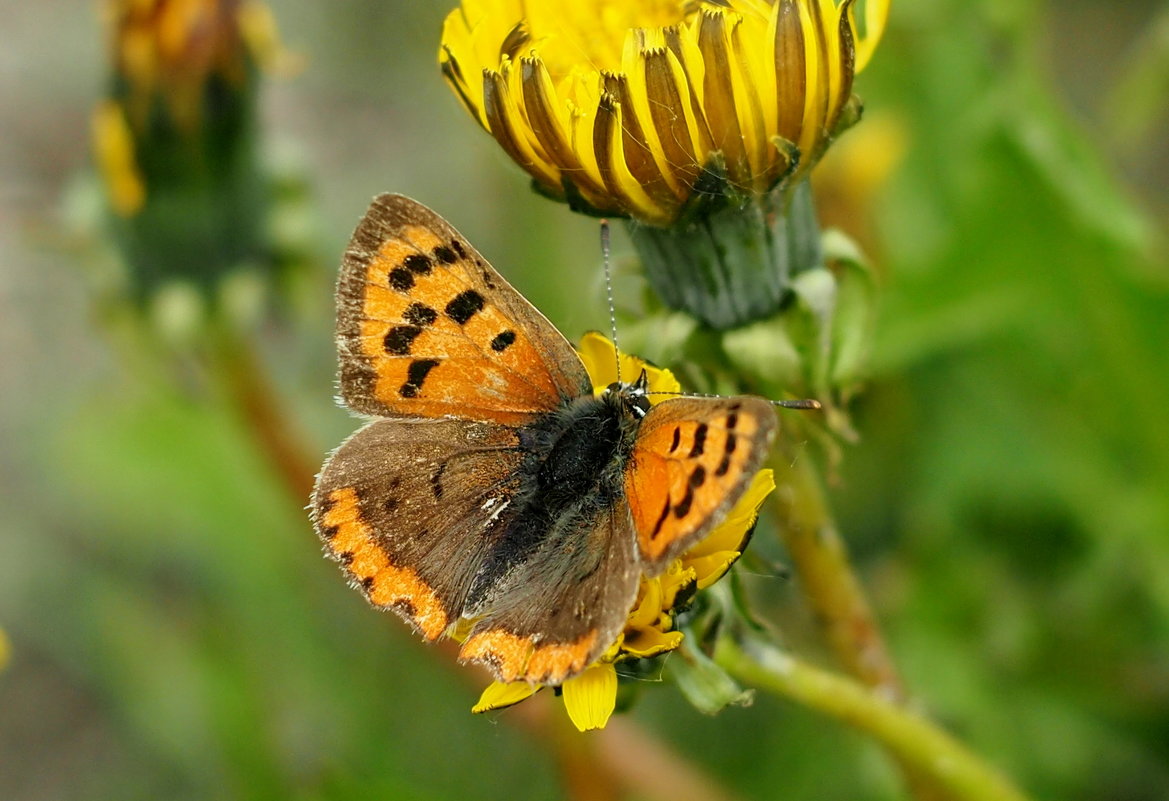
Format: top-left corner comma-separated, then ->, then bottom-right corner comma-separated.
312,417 -> 525,641
337,194 -> 592,424
625,397 -> 777,573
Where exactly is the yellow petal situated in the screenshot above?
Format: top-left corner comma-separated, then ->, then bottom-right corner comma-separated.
472,680 -> 539,713
771,0 -> 807,147
91,100 -> 145,217
602,71 -> 679,219
854,0 -> 891,73
591,90 -> 672,222
658,562 -> 698,608
483,66 -> 561,192
796,0 -> 831,162
685,469 -> 775,560
689,550 -> 742,590
576,332 -> 681,400
626,577 -> 665,629
578,330 -> 620,388
562,662 -> 618,731
621,626 -> 684,658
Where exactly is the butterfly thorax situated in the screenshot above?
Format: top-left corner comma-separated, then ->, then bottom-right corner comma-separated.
520,385 -> 644,514
463,381 -> 647,610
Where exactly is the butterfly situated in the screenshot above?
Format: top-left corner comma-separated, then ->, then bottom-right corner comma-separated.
311,195 -> 777,686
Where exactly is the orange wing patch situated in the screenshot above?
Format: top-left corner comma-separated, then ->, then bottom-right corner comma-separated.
355,227 -> 558,423
461,628 -> 598,684
336,195 -> 591,424
626,398 -> 777,571
319,487 -> 450,640
526,633 -> 598,684
460,629 -> 532,682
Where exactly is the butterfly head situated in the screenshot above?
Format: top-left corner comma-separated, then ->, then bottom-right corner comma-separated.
602,369 -> 652,420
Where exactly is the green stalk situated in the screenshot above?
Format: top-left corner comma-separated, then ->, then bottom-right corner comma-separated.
716,638 -> 1034,801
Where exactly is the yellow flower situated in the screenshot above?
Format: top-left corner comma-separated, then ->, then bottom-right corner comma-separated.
93,0 -> 293,218
103,0 -> 269,131
440,0 -> 891,226
473,334 -> 775,731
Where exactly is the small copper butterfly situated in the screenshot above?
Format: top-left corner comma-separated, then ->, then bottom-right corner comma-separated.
311,195 -> 777,685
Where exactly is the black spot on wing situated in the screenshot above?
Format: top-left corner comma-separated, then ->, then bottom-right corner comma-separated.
450,239 -> 467,259
715,432 -> 737,476
490,330 -> 516,352
446,289 -> 485,324
672,466 -> 706,521
399,359 -> 440,398
390,598 -> 417,619
388,268 -> 415,291
689,423 -> 708,457
674,466 -> 707,521
650,496 -> 671,540
384,325 -> 422,355
668,426 -> 681,453
403,254 -> 433,274
403,302 -> 438,327
433,245 -> 458,264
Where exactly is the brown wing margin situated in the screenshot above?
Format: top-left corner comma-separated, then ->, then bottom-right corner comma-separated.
334,194 -> 592,424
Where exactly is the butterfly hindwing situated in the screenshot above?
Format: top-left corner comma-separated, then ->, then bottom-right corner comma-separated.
625,397 -> 777,573
337,194 -> 592,425
458,505 -> 639,685
312,417 -> 525,641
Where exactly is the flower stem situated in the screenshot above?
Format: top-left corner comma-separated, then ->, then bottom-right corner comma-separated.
716,637 -> 1034,801
207,322 -> 317,503
771,446 -> 904,698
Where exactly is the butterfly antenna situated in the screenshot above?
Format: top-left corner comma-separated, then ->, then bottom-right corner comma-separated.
644,390 -> 822,411
600,219 -> 621,385
771,398 -> 822,410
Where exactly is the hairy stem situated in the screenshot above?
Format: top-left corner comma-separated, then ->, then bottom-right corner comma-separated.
208,323 -> 318,504
717,637 -> 1034,801
771,446 -> 904,697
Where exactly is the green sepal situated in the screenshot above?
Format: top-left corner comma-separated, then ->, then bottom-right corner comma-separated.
625,180 -> 823,330
717,227 -> 876,440
669,631 -> 755,715
822,230 -> 878,398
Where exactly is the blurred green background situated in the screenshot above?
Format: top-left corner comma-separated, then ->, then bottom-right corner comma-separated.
2,1 -> 1167,799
